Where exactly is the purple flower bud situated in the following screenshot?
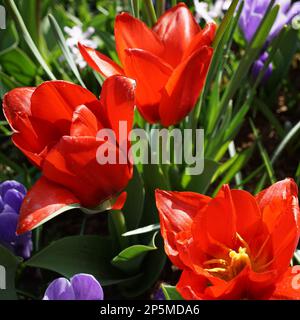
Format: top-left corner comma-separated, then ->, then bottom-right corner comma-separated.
43,274 -> 104,300
252,52 -> 273,82
0,180 -> 32,259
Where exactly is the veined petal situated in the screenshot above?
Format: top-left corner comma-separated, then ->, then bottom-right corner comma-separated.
3,87 -> 45,165
17,177 -> 79,234
231,190 -> 261,239
99,75 -> 136,147
70,105 -> 99,137
192,185 -> 237,258
115,12 -> 164,66
124,48 -> 173,123
3,87 -> 34,132
42,136 -> 132,208
182,23 -> 216,60
256,179 -> 300,275
153,3 -> 201,67
159,46 -> 213,127
30,81 -> 97,137
78,43 -> 124,77
155,189 -> 211,268
43,278 -> 75,300
71,274 -> 104,300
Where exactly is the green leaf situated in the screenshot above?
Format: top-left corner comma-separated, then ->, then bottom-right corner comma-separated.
111,234 -> 157,274
0,22 -> 19,54
25,235 -> 133,286
181,159 -> 220,194
122,223 -> 160,237
123,166 -> 145,231
4,0 -> 56,80
161,284 -> 183,300
19,0 -> 41,47
48,14 -> 86,87
212,0 -> 241,49
255,120 -> 300,193
0,48 -> 36,84
0,245 -> 21,300
213,145 -> 255,196
268,28 -> 298,90
143,163 -> 170,191
218,4 -> 280,124
120,233 -> 166,297
250,119 -> 276,184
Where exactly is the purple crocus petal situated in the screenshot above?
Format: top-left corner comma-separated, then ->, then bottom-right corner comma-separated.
286,2 -> 300,22
153,288 -> 165,300
43,278 -> 75,300
245,13 -> 264,42
0,211 -> 18,244
71,274 -> 104,300
239,0 -> 300,43
0,181 -> 27,198
239,0 -> 270,42
277,0 -> 292,14
3,189 -> 25,213
252,52 -> 273,82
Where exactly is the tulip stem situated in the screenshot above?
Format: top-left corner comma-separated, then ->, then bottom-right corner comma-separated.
144,0 -> 157,26
110,210 -> 129,250
80,215 -> 88,235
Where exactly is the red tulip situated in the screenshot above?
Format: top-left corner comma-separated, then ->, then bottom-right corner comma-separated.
78,3 -> 215,127
155,179 -> 300,299
3,76 -> 136,234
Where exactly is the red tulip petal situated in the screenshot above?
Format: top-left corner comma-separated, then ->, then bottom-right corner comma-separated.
176,270 -> 209,300
3,87 -> 34,132
115,12 -> 164,66
159,46 -> 213,127
78,43 -> 124,77
124,48 -> 173,123
11,134 -> 44,168
230,190 -> 261,239
192,185 -> 237,257
256,179 -> 300,275
43,136 -> 132,208
182,23 -> 216,60
31,81 -> 97,137
153,3 -> 201,67
271,267 -> 300,300
155,189 -> 211,268
70,104 -> 99,137
99,75 -> 136,147
111,191 -> 127,210
17,177 -> 79,234
3,87 -> 45,166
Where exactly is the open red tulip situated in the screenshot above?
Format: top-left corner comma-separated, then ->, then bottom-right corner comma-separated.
155,179 -> 300,299
3,76 -> 136,234
78,3 -> 216,127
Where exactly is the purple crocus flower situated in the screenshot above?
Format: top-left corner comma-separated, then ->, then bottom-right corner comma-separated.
43,274 -> 104,300
239,0 -> 300,81
0,180 -> 32,259
153,287 -> 165,300
240,0 -> 300,43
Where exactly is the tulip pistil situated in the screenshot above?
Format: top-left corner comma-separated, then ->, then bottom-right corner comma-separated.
204,239 -> 252,281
